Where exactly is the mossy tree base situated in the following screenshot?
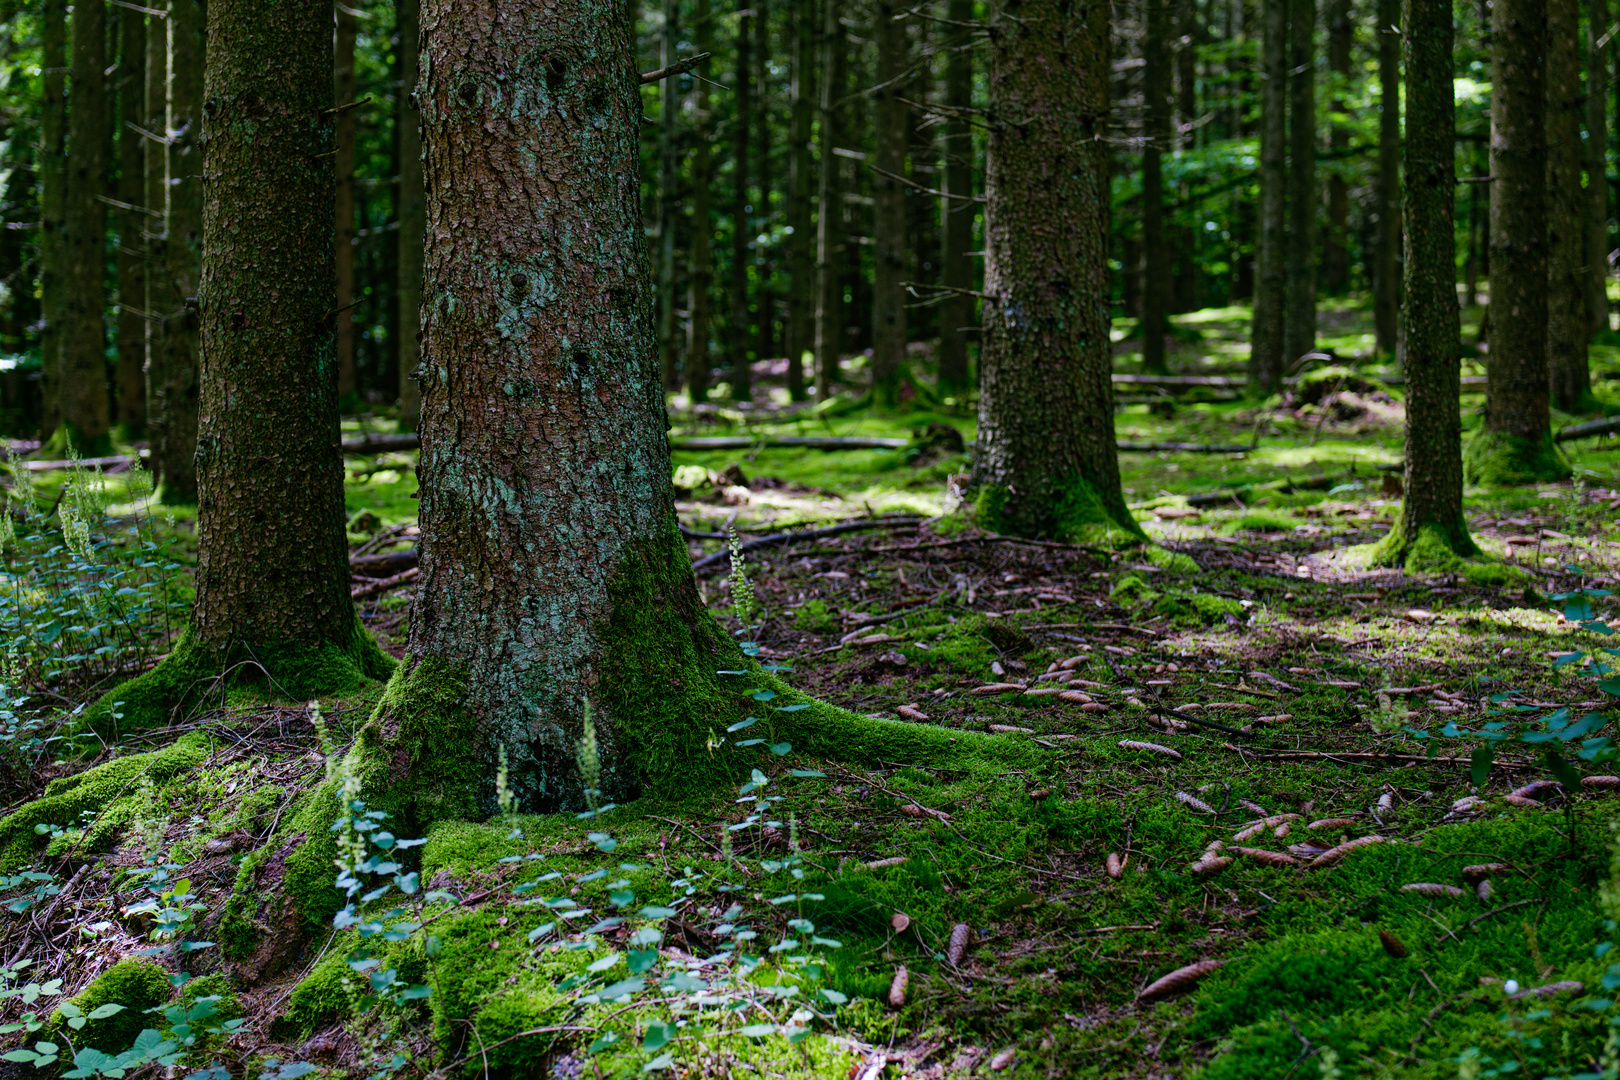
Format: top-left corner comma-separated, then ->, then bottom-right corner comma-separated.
37,422 -> 114,461
1463,428 -> 1572,486
974,474 -> 1146,546
1367,518 -> 1480,573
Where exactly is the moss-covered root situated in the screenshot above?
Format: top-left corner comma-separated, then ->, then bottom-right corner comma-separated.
1463,428 -> 1572,486
975,473 -> 1146,546
0,734 -> 210,870
79,623 -> 396,738
1362,520 -> 1527,586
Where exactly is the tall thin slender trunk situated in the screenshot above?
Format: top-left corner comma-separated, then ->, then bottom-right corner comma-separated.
657,0 -> 682,391
753,0 -> 774,367
1382,0 -> 1476,565
1467,0 -> 1570,482
870,0 -> 908,405
687,0 -> 714,403
397,0 -> 424,430
60,0 -> 110,453
1172,0 -> 1200,311
1282,0 -> 1316,366
334,1 -> 358,402
906,17 -> 936,345
936,0 -> 973,395
729,0 -> 753,400
1250,0 -> 1286,392
1323,0 -> 1350,294
1548,0 -> 1590,410
784,0 -> 816,401
115,6 -> 146,433
1373,0 -> 1400,357
1142,0 -> 1172,375
154,0 -> 201,504
814,0 -> 846,397
1587,0 -> 1611,337
975,0 -> 1138,541
38,0 -> 66,439
143,1 -> 166,463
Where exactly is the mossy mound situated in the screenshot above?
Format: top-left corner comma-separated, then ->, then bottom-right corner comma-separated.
1463,428 -> 1573,486
55,959 -> 171,1052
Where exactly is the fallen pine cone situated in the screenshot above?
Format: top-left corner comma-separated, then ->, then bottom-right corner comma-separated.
1501,794 -> 1542,808
1476,879 -> 1495,902
1582,775 -> 1620,790
1105,852 -> 1126,879
1509,780 -> 1562,801
888,965 -> 909,1008
1029,788 -> 1051,801
1400,883 -> 1465,898
891,911 -> 912,933
1190,856 -> 1232,876
900,803 -> 952,821
1176,791 -> 1217,815
866,856 -> 909,870
896,705 -> 931,721
946,923 -> 972,967
1460,863 -> 1508,882
1233,821 -> 1267,842
1308,835 -> 1385,869
988,723 -> 1035,734
1077,702 -> 1108,713
1059,689 -> 1094,704
1120,739 -> 1182,760
1307,817 -> 1359,832
1378,929 -> 1408,958
1229,846 -> 1299,868
1024,686 -> 1066,697
1508,980 -> 1584,1000
971,683 -> 1026,694
1137,958 -> 1225,1002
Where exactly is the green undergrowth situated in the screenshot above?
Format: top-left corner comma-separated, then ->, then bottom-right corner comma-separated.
52,959 -> 171,1051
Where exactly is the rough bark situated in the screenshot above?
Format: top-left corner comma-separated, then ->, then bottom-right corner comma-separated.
334,2 -> 358,402
91,0 -> 392,734
728,1 -> 753,401
143,0 -> 166,456
60,0 -> 111,454
1467,0 -> 1571,482
1376,0 -> 1478,568
1172,0 -> 1200,311
937,0 -> 973,395
974,0 -> 1139,542
657,0 -> 682,393
1142,0 -> 1172,376
1588,0 -> 1610,339
1373,0 -> 1400,358
783,0 -> 816,401
1250,0 -> 1287,392
152,0 -> 201,505
1323,0 -> 1350,294
115,6 -> 146,433
814,0 -> 846,397
1282,0 -> 1316,366
1547,0 -> 1591,411
870,0 -> 908,406
687,0 -> 714,403
753,0 -> 775,367
39,0 -> 66,438
397,0 -> 424,430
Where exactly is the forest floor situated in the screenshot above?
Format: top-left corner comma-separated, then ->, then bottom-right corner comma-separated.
4,299 -> 1620,1079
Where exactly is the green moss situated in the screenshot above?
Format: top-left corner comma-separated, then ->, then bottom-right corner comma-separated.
1463,427 -> 1573,486
1221,511 -> 1299,534
0,734 -> 210,870
347,655 -> 481,829
975,473 -> 1145,545
278,948 -> 356,1036
1151,591 -> 1244,627
1144,545 -> 1199,573
56,959 -> 170,1052
81,622 -> 396,737
1363,520 -> 1526,588
219,779 -> 344,964
791,598 -> 839,634
1110,573 -> 1159,606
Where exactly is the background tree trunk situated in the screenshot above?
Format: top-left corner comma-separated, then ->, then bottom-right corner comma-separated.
1547,0 -> 1590,411
38,0 -> 66,439
333,1 -> 358,403
785,0 -> 816,401
1587,0 -> 1610,339
814,0 -> 846,398
687,0 -> 714,404
870,0 -> 908,405
1382,0 -> 1476,566
1467,0 -> 1570,482
1141,0 -> 1172,376
936,0 -> 973,395
729,1 -> 753,401
1282,0 -> 1316,366
657,0 -> 682,393
143,1 -> 166,461
115,6 -> 146,434
60,0 -> 110,454
1323,0 -> 1350,294
1373,0 -> 1400,358
1250,0 -> 1286,392
753,0 -> 775,367
975,0 -> 1138,542
396,0 -> 424,430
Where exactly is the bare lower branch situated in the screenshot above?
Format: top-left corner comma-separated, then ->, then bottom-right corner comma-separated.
639,52 -> 712,84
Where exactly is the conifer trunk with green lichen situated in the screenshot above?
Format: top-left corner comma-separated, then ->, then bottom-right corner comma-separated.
88,0 -> 393,734
58,0 -> 111,456
972,0 -> 1140,543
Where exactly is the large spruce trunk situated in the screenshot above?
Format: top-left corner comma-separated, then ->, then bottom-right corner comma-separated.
1323,0 -> 1350,294
334,3 -> 359,403
1587,0 -> 1610,340
396,0 -> 424,430
1250,0 -> 1286,392
936,0 -> 974,395
687,0 -> 715,404
38,0 -> 66,439
1282,0 -> 1315,366
115,7 -> 147,433
1141,0 -> 1172,376
143,1 -> 167,459
973,0 -> 1138,541
784,0 -> 816,402
657,0 -> 683,394
1372,0 -> 1400,358
814,0 -> 847,398
728,2 -> 753,401
870,0 -> 908,405
59,0 -> 110,453
1546,0 -> 1590,411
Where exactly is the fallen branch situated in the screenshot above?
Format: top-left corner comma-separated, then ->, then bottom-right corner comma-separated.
350,548 -> 419,576
1555,415 -> 1620,443
672,435 -> 911,451
12,452 -> 145,472
692,516 -> 923,573
1117,441 -> 1254,454
351,566 -> 418,602
341,432 -> 422,454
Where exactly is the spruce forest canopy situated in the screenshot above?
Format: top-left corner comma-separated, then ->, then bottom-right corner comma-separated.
4,0 -> 1620,1075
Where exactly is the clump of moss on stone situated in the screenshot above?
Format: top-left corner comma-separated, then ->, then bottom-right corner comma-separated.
1463,428 -> 1572,486
55,959 -> 171,1052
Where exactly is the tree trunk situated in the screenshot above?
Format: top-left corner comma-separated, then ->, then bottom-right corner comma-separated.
334,1 -> 358,403
1378,0 -> 1477,567
974,0 -> 1139,542
728,2 -> 753,401
785,0 -> 816,401
753,0 -> 775,369
1588,0 -> 1611,338
1323,0 -> 1350,294
1142,0 -> 1172,376
60,0 -> 110,454
657,0 -> 682,393
1373,0 -> 1400,358
814,0 -> 847,397
1250,0 -> 1287,392
937,0 -> 973,395
1282,0 -> 1315,366
1172,0 -> 1200,311
1466,0 -> 1571,482
38,0 -> 67,439
687,0 -> 714,403
143,1 -> 167,460
396,0 -> 424,430
870,0 -> 908,406
115,6 -> 146,434
1547,0 -> 1590,410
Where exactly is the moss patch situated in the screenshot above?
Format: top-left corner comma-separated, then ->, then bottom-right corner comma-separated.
1463,427 -> 1573,486
55,959 -> 171,1052
975,473 -> 1145,545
